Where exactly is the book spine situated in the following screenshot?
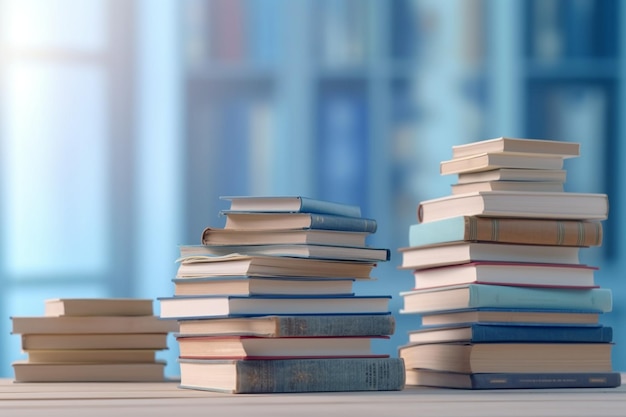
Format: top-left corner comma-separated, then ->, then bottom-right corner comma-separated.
470,285 -> 613,313
470,372 -> 622,389
309,214 -> 377,233
299,197 -> 362,217
235,358 -> 405,393
469,324 -> 613,343
275,314 -> 396,337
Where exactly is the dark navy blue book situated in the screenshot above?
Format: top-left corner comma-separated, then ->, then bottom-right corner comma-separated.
408,323 -> 613,344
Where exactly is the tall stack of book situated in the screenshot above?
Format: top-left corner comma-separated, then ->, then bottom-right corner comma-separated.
11,298 -> 176,382
398,137 -> 621,389
159,196 -> 405,393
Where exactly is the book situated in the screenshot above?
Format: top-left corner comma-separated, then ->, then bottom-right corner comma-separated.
44,298 -> 154,317
21,333 -> 169,350
176,335 -> 387,359
411,262 -> 598,290
179,243 -> 390,262
440,153 -> 565,175
11,315 -> 178,334
399,242 -> 581,270
400,284 -> 613,315
12,361 -> 167,382
201,227 -> 369,247
178,357 -> 405,393
408,216 -> 603,247
172,276 -> 355,296
417,191 -> 609,223
176,314 -> 396,337
450,180 -> 564,195
159,295 -> 391,319
175,254 -> 376,279
220,196 -> 362,217
451,137 -> 580,159
420,308 -> 600,327
222,212 -> 378,233
407,323 -> 613,344
405,369 -> 621,389
25,349 -> 158,363
457,168 -> 567,184
399,342 -> 613,373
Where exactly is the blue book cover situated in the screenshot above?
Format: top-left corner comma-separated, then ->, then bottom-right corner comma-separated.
221,196 -> 362,217
221,212 -> 378,233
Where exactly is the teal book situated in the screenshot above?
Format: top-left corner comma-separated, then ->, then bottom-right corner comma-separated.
401,284 -> 612,314
179,357 -> 405,393
220,196 -> 361,217
222,212 -> 377,233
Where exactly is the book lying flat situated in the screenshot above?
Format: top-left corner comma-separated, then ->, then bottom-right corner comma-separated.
407,323 -> 613,344
201,227 -> 369,247
21,333 -> 169,350
172,276 -> 356,297
159,295 -> 392,319
176,335 -> 388,359
440,153 -> 565,175
411,262 -> 598,290
222,212 -> 378,233
12,361 -> 167,383
179,243 -> 390,262
178,357 -> 405,393
451,137 -> 580,159
399,242 -> 581,270
417,191 -> 609,223
420,308 -> 600,327
405,369 -> 621,390
220,196 -> 362,217
25,349 -> 158,364
176,314 -> 396,337
11,315 -> 178,335
399,342 -> 614,373
451,180 -> 564,195
400,284 -> 612,315
408,216 -> 603,247
457,168 -> 567,184
44,298 -> 154,317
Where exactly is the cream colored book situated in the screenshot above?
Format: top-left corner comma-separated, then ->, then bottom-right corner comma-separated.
45,298 -> 154,317
26,349 -> 158,363
11,315 -> 177,334
12,361 -> 167,382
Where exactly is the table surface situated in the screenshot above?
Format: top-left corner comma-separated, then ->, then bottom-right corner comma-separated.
1,376 -> 625,417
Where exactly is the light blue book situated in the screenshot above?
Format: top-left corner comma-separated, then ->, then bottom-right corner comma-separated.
220,196 -> 361,217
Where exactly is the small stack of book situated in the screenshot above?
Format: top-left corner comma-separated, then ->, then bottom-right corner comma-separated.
11,298 -> 177,382
159,196 -> 405,393
398,137 -> 621,389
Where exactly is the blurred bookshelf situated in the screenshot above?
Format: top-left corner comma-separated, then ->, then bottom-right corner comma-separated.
180,0 -> 625,366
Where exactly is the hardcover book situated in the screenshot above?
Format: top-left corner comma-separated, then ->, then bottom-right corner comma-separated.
220,196 -> 362,217
201,227 -> 369,247
457,168 -> 567,184
44,298 -> 154,317
222,212 -> 378,233
440,153 -> 565,175
11,315 -> 178,335
450,180 -> 564,195
420,308 -> 600,327
20,333 -> 169,350
12,361 -> 167,383
451,137 -> 580,159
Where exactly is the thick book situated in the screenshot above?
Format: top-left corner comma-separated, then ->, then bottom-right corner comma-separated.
222,212 -> 378,233
159,295 -> 391,319
172,276 -> 355,297
408,216 -> 603,247
411,262 -> 598,290
400,284 -> 613,315
451,180 -> 564,195
201,227 -> 369,247
176,314 -> 396,337
44,298 -> 154,317
440,153 -> 565,175
220,196 -> 362,217
451,137 -> 580,159
405,369 -> 621,390
399,242 -> 581,270
25,349 -> 158,364
20,333 -> 169,350
457,168 -> 567,184
12,361 -> 167,382
179,243 -> 390,262
176,335 -> 388,359
175,254 -> 376,279
407,323 -> 613,344
420,308 -> 600,327
399,342 -> 614,373
11,315 -> 178,334
178,357 -> 405,393
417,191 -> 609,223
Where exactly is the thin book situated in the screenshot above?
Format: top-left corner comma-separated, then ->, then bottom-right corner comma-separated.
451,137 -> 580,159
220,196 -> 362,217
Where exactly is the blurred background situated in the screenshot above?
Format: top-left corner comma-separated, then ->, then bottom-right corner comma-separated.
0,0 -> 624,378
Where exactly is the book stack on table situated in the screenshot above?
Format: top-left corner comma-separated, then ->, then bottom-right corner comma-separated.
159,196 -> 405,393
398,137 -> 621,389
11,298 -> 177,382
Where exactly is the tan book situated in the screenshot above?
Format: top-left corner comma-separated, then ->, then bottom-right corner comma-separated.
11,315 -> 177,334
457,168 -> 567,184
21,333 -> 169,350
421,309 -> 600,327
440,153 -> 565,175
450,180 -> 564,195
451,137 -> 580,159
45,298 -> 154,317
12,361 -> 166,382
201,227 -> 368,247
26,349 -> 158,363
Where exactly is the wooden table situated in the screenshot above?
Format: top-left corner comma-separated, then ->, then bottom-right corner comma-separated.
1,376 -> 625,417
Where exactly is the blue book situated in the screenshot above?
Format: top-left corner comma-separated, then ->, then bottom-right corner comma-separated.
159,294 -> 391,319
408,323 -> 613,344
221,212 -> 377,233
220,196 -> 361,217
406,369 -> 621,390
400,284 -> 613,314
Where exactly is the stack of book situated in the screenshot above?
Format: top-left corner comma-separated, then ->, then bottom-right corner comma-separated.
11,298 -> 177,382
398,137 -> 621,389
159,196 -> 405,393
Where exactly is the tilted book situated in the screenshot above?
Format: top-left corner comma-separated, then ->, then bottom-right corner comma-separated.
220,196 -> 362,217
440,153 -> 565,175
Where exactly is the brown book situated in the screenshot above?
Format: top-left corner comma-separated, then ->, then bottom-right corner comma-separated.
409,216 -> 603,247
